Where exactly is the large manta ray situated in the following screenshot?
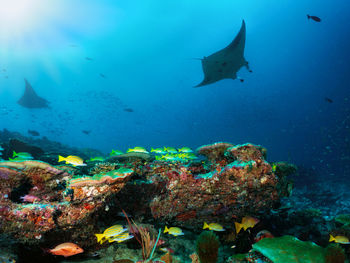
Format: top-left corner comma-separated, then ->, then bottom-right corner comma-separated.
195,20 -> 251,87
17,79 -> 49,108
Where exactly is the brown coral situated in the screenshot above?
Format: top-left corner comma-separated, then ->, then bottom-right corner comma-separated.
196,142 -> 233,163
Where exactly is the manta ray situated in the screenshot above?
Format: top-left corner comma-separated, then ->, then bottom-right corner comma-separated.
195,20 -> 251,87
17,79 -> 49,108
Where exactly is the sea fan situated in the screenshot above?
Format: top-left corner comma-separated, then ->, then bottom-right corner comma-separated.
195,231 -> 220,263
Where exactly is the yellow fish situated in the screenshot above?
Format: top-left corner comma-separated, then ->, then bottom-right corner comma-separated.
178,147 -> 193,153
329,234 -> 350,244
110,149 -> 123,156
203,222 -> 225,231
164,226 -> 184,236
88,156 -> 105,162
108,232 -> 134,243
183,153 -> 198,160
161,154 -> 179,162
127,147 -> 149,153
95,225 -> 127,244
13,151 -> 33,159
165,147 -> 178,154
58,155 -> 86,166
235,216 -> 259,234
151,148 -> 167,154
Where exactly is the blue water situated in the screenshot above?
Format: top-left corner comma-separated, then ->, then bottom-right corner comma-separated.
0,0 -> 349,178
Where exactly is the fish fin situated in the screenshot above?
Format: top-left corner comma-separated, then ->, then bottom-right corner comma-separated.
95,233 -> 104,243
13,151 -> 17,157
307,14 -> 310,19
329,234 -> 335,242
164,226 -> 169,233
235,222 -> 242,234
58,155 -> 65,162
203,222 -> 209,230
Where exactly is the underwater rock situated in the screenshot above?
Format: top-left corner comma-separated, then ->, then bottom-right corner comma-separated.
149,143 -> 284,228
0,160 -> 132,244
196,142 -> 233,164
106,152 -> 154,163
225,143 -> 267,162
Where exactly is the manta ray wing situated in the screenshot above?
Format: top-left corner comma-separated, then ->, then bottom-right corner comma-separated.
17,79 -> 49,108
195,20 -> 249,87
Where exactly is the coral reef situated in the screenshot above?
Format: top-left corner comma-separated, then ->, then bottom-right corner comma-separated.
149,143 -> 283,227
0,160 -> 132,245
0,137 -> 301,262
196,142 -> 233,165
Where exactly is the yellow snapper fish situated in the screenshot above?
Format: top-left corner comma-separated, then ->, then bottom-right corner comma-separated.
161,154 -> 179,162
151,148 -> 167,154
88,156 -> 105,162
108,232 -> 134,243
95,225 -> 128,244
9,157 -> 32,161
164,226 -> 184,236
182,153 -> 198,160
110,149 -> 123,156
235,216 -> 259,234
127,147 -> 149,154
329,234 -> 350,244
203,222 -> 225,231
58,155 -> 86,166
12,151 -> 33,159
164,147 -> 177,154
178,147 -> 193,153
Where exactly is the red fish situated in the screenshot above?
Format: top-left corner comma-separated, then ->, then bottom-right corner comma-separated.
20,194 -> 40,203
307,14 -> 321,22
254,230 -> 274,243
49,242 -> 83,257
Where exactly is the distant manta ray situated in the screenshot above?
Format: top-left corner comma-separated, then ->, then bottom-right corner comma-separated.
195,20 -> 251,87
17,79 -> 49,108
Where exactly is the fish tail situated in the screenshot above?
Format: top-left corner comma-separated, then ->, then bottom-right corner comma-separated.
164,226 -> 169,233
203,222 -> 209,229
13,151 -> 17,157
58,155 -> 65,162
329,234 -> 335,242
307,14 -> 310,19
95,234 -> 104,243
235,222 -> 243,234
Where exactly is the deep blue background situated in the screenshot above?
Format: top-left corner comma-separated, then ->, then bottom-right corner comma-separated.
0,0 -> 349,180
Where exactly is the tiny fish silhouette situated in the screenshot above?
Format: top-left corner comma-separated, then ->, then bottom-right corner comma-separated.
100,73 -> 106,78
85,57 -> 93,61
124,108 -> 134,113
28,129 -> 40,136
325,97 -> 333,103
307,14 -> 321,22
82,130 -> 91,135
